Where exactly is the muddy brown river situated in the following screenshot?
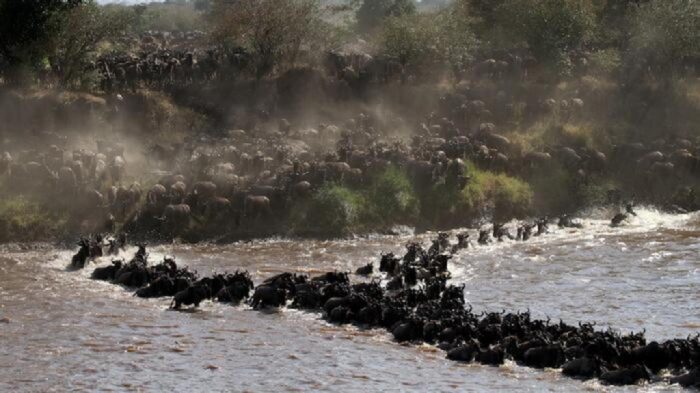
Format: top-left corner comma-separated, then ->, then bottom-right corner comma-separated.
1,207 -> 698,392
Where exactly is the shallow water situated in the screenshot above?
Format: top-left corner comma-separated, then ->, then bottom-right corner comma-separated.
0,207 -> 698,392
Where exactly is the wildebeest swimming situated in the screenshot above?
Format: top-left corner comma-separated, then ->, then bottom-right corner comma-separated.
69,232 -> 700,388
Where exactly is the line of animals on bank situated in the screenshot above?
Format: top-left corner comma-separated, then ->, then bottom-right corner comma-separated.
38,25 -> 699,95
90,33 -> 409,92
67,231 -> 699,388
90,32 -> 529,93
86,29 -> 697,98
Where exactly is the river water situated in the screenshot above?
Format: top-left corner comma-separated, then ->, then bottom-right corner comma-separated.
1,207 -> 698,392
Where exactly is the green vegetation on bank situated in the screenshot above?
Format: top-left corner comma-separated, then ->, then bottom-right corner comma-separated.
290,164 -> 534,236
462,161 -> 533,222
365,166 -> 420,226
418,162 -> 533,227
290,167 -> 419,237
0,196 -> 69,243
291,184 -> 365,237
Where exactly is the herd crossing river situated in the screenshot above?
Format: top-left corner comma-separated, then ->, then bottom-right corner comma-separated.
0,207 -> 699,392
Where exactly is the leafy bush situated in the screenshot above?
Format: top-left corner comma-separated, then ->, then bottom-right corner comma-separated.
381,13 -> 438,68
436,1 -> 478,73
468,0 -> 507,26
418,161 -> 533,225
494,0 -> 596,75
0,0 -> 82,84
52,2 -> 133,88
356,0 -> 416,34
417,182 -> 464,227
365,166 -> 419,225
380,3 -> 476,73
209,0 -> 323,79
526,165 -> 577,214
291,169 -> 419,236
292,184 -> 364,237
462,161 -> 533,221
0,197 -> 68,242
626,0 -> 700,78
587,48 -> 622,75
577,176 -> 620,208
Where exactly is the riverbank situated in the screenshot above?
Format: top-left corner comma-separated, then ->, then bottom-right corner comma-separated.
0,149 -> 697,244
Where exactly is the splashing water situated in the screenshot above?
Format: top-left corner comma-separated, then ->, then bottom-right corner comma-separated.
0,208 -> 698,391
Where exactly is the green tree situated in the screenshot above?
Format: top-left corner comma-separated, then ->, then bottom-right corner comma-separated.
468,0 -> 507,26
594,0 -> 646,46
626,0 -> 700,79
436,1 -> 477,77
51,1 -> 133,88
0,0 -> 83,84
356,0 -> 416,34
495,0 -> 596,75
381,13 -> 437,67
209,0 -> 323,79
380,2 -> 475,76
194,0 -> 211,12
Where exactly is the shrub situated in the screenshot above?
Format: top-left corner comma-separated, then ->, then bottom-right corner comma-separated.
0,0 -> 83,85
436,1 -> 478,74
526,165 -> 577,214
51,1 -> 133,88
462,161 -> 533,221
626,0 -> 700,79
419,182 -> 465,227
577,176 -> 620,208
494,0 -> 596,76
0,196 -> 68,242
356,0 -> 416,34
365,166 -> 419,225
588,48 -> 622,75
209,0 -> 324,79
380,4 -> 476,75
292,184 -> 364,237
419,161 -> 533,225
381,13 -> 438,68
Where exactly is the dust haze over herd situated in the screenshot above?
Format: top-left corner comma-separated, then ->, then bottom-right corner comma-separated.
0,0 -> 699,391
